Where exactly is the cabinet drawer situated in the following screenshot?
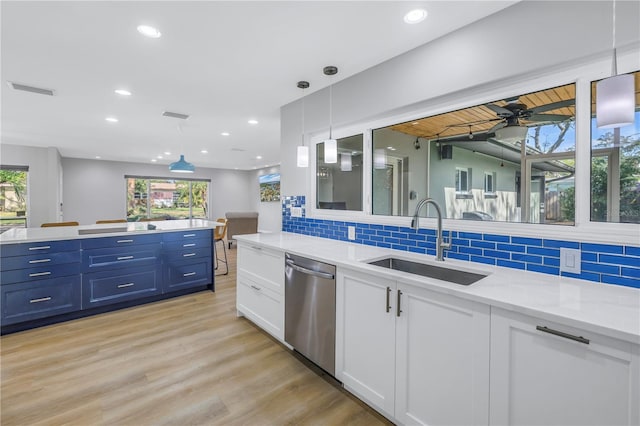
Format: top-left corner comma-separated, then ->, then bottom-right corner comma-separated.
237,244 -> 284,293
82,265 -> 161,307
237,274 -> 283,340
165,246 -> 212,261
163,229 -> 212,242
81,233 -> 162,250
82,243 -> 161,271
164,259 -> 212,292
1,263 -> 82,285
1,240 -> 80,257
164,237 -> 211,251
1,276 -> 81,325
1,251 -> 81,271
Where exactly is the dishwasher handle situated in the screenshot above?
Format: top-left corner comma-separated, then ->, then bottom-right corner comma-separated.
286,259 -> 335,280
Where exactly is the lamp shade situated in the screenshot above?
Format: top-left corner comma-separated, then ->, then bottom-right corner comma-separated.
596,73 -> 635,129
297,145 -> 309,168
495,125 -> 528,143
169,154 -> 195,173
324,139 -> 337,163
340,153 -> 352,171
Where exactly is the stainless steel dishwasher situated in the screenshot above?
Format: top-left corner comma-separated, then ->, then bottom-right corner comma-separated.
285,252 -> 336,376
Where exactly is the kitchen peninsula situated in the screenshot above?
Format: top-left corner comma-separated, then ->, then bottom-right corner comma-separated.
0,219 -> 218,334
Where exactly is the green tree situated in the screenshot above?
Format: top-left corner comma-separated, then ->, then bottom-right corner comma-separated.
0,170 -> 27,211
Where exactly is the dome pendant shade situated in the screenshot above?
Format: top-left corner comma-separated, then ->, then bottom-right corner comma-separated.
169,154 -> 195,173
324,139 -> 337,163
297,145 -> 309,168
596,73 -> 635,129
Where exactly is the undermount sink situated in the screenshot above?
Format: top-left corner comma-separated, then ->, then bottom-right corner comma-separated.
367,257 -> 487,285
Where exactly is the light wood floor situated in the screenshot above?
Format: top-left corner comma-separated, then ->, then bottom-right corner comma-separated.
1,245 -> 390,426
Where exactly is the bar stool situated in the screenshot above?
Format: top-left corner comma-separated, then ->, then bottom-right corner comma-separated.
214,218 -> 228,275
96,219 -> 127,224
41,221 -> 79,227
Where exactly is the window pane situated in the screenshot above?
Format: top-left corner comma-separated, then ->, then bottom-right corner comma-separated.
127,177 -> 148,220
590,70 -> 640,223
127,177 -> 209,220
316,134 -> 363,211
0,168 -> 28,231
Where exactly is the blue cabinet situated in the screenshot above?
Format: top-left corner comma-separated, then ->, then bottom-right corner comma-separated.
163,231 -> 213,292
82,265 -> 161,307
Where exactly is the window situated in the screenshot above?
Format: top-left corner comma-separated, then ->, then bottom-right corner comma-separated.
316,134 -> 363,211
126,176 -> 209,220
0,166 -> 28,231
484,172 -> 496,194
590,70 -> 640,224
456,168 -> 471,193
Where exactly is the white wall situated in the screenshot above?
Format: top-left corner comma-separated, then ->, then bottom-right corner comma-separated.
0,144 -> 62,227
62,157 -> 255,225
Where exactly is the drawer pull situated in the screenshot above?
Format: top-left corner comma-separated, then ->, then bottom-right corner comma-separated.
29,259 -> 52,264
183,233 -> 196,237
29,245 -> 51,251
250,285 -> 261,291
183,272 -> 197,277
251,246 -> 262,251
536,326 -> 590,345
183,243 -> 196,247
117,283 -> 135,288
29,272 -> 51,277
183,253 -> 196,257
30,296 -> 52,303
396,290 -> 403,317
117,239 -> 134,243
117,256 -> 134,261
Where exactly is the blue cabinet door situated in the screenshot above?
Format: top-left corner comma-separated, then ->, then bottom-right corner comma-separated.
164,259 -> 212,292
82,265 -> 161,308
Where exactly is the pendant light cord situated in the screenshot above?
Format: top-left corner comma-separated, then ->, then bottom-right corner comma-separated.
329,82 -> 333,139
611,0 -> 617,76
301,90 -> 305,147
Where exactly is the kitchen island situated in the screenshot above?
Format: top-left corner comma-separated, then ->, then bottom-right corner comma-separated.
1,219 -> 218,333
235,231 -> 640,426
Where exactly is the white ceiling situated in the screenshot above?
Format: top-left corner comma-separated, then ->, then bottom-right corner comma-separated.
1,1 -> 517,170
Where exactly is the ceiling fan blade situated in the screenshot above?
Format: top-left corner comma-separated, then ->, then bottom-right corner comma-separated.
485,103 -> 513,116
527,113 -> 573,122
487,121 -> 506,134
529,99 -> 575,114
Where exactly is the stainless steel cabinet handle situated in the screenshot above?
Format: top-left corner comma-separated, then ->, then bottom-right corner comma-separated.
117,239 -> 134,243
117,256 -> 134,260
183,243 -> 196,247
183,233 -> 196,237
386,287 -> 391,313
250,285 -> 261,291
29,259 -> 51,264
117,283 -> 134,288
30,297 -> 52,303
396,290 -> 403,317
183,272 -> 197,277
29,245 -> 51,251
29,272 -> 51,277
251,246 -> 262,250
285,259 -> 335,280
183,253 -> 196,257
536,326 -> 590,345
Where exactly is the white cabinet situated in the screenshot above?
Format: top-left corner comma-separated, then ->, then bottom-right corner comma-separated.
490,307 -> 640,426
236,243 -> 285,341
336,268 -> 491,424
336,268 -> 396,418
395,282 -> 490,425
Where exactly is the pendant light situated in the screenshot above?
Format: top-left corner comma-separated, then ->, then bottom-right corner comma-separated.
596,0 -> 635,129
340,153 -> 352,171
323,65 -> 338,164
169,125 -> 195,173
296,81 -> 310,167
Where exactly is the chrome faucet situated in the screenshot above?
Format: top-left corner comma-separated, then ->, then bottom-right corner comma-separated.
411,198 -> 451,261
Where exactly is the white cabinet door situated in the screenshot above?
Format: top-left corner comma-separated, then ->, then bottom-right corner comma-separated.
490,307 -> 640,426
336,268 -> 396,419
395,282 -> 490,426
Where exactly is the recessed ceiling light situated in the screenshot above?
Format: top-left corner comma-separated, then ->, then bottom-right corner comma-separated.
137,25 -> 161,38
151,159 -> 157,162
115,89 -> 131,96
256,155 -> 262,159
404,9 -> 427,24
95,156 -> 101,159
105,117 -> 118,123
248,119 -> 258,125
221,132 -> 230,136
157,155 -> 163,159
201,150 -> 208,154
164,151 -> 171,156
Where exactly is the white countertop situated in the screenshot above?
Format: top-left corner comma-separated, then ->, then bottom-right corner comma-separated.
0,219 -> 223,244
236,232 -> 640,345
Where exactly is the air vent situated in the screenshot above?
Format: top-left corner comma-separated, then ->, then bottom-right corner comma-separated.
9,82 -> 54,96
162,111 -> 190,120
231,148 -> 246,152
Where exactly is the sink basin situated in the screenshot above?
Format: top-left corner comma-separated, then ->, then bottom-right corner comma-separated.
367,257 -> 487,285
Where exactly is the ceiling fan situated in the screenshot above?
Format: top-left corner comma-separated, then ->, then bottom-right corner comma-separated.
485,98 -> 575,134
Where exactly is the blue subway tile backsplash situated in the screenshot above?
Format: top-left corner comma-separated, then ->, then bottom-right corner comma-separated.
282,196 -> 640,289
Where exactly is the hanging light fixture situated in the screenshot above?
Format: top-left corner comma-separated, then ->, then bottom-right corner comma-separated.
169,125 -> 195,173
323,65 -> 338,164
340,153 -> 352,171
373,149 -> 386,170
296,80 -> 310,168
596,0 -> 635,129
